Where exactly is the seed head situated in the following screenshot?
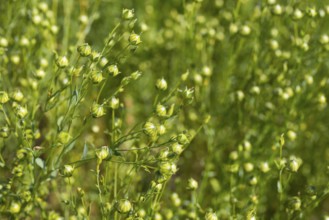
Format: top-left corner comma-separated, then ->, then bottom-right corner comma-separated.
0,91 -> 9,104
129,33 -> 141,45
172,142 -> 184,155
156,78 -> 168,91
116,199 -> 132,214
15,105 -> 28,118
187,178 -> 198,190
62,165 -> 74,177
205,211 -> 218,220
9,202 -> 21,214
77,43 -> 92,57
11,90 -> 24,102
109,97 -> 120,109
0,126 -> 10,138
96,146 -> 111,160
91,103 -> 106,118
108,65 -> 120,76
90,70 -> 104,84
56,56 -> 69,68
122,9 -> 134,20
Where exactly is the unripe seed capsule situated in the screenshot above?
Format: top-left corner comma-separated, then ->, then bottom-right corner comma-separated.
108,65 -> 120,76
156,78 -> 168,91
0,91 -> 9,104
109,97 -> 119,109
91,103 -> 105,118
96,146 -> 111,160
122,8 -> 134,20
129,33 -> 141,45
56,56 -> 69,68
77,43 -> 92,57
187,178 -> 198,190
116,199 -> 132,214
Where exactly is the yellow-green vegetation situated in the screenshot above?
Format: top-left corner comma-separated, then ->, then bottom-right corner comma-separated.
0,0 -> 329,219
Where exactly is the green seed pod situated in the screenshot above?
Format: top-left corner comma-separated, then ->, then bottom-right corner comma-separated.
91,103 -> 106,118
77,43 -> 92,57
259,162 -> 270,173
155,78 -> 167,91
289,197 -> 301,211
172,142 -> 184,155
137,209 -> 146,217
244,162 -> 254,172
16,148 -> 28,159
171,193 -> 181,207
90,51 -> 101,62
15,105 -> 28,118
0,37 -> 8,47
58,131 -> 71,144
61,165 -> 74,177
90,70 -> 104,84
11,55 -> 20,65
131,70 -> 142,80
0,91 -> 9,104
109,97 -> 119,109
12,165 -> 23,177
158,124 -> 166,135
320,34 -> 329,45
159,162 -> 177,176
272,4 -> 283,15
158,149 -> 170,161
96,146 -> 111,160
77,187 -> 85,197
187,178 -> 198,190
19,37 -> 30,47
156,104 -> 167,118
129,33 -> 141,45
9,201 -> 21,214
79,15 -> 89,25
122,8 -> 134,20
55,56 -> 69,68
21,191 -> 32,202
70,66 -> 83,77
292,9 -> 303,20
240,25 -> 251,36
205,211 -> 218,220
151,181 -> 162,192
99,57 -> 108,67
35,69 -> 46,79
249,176 -> 258,186
107,65 -> 120,76
143,121 -> 158,138
182,87 -> 194,102
177,133 -> 189,145
116,199 -> 132,214
11,90 -> 24,102
289,158 -> 301,172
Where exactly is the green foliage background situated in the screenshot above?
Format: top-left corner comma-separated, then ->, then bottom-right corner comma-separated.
0,0 -> 329,219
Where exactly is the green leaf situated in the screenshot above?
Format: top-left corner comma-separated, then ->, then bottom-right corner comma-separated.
35,157 -> 45,169
81,142 -> 88,159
